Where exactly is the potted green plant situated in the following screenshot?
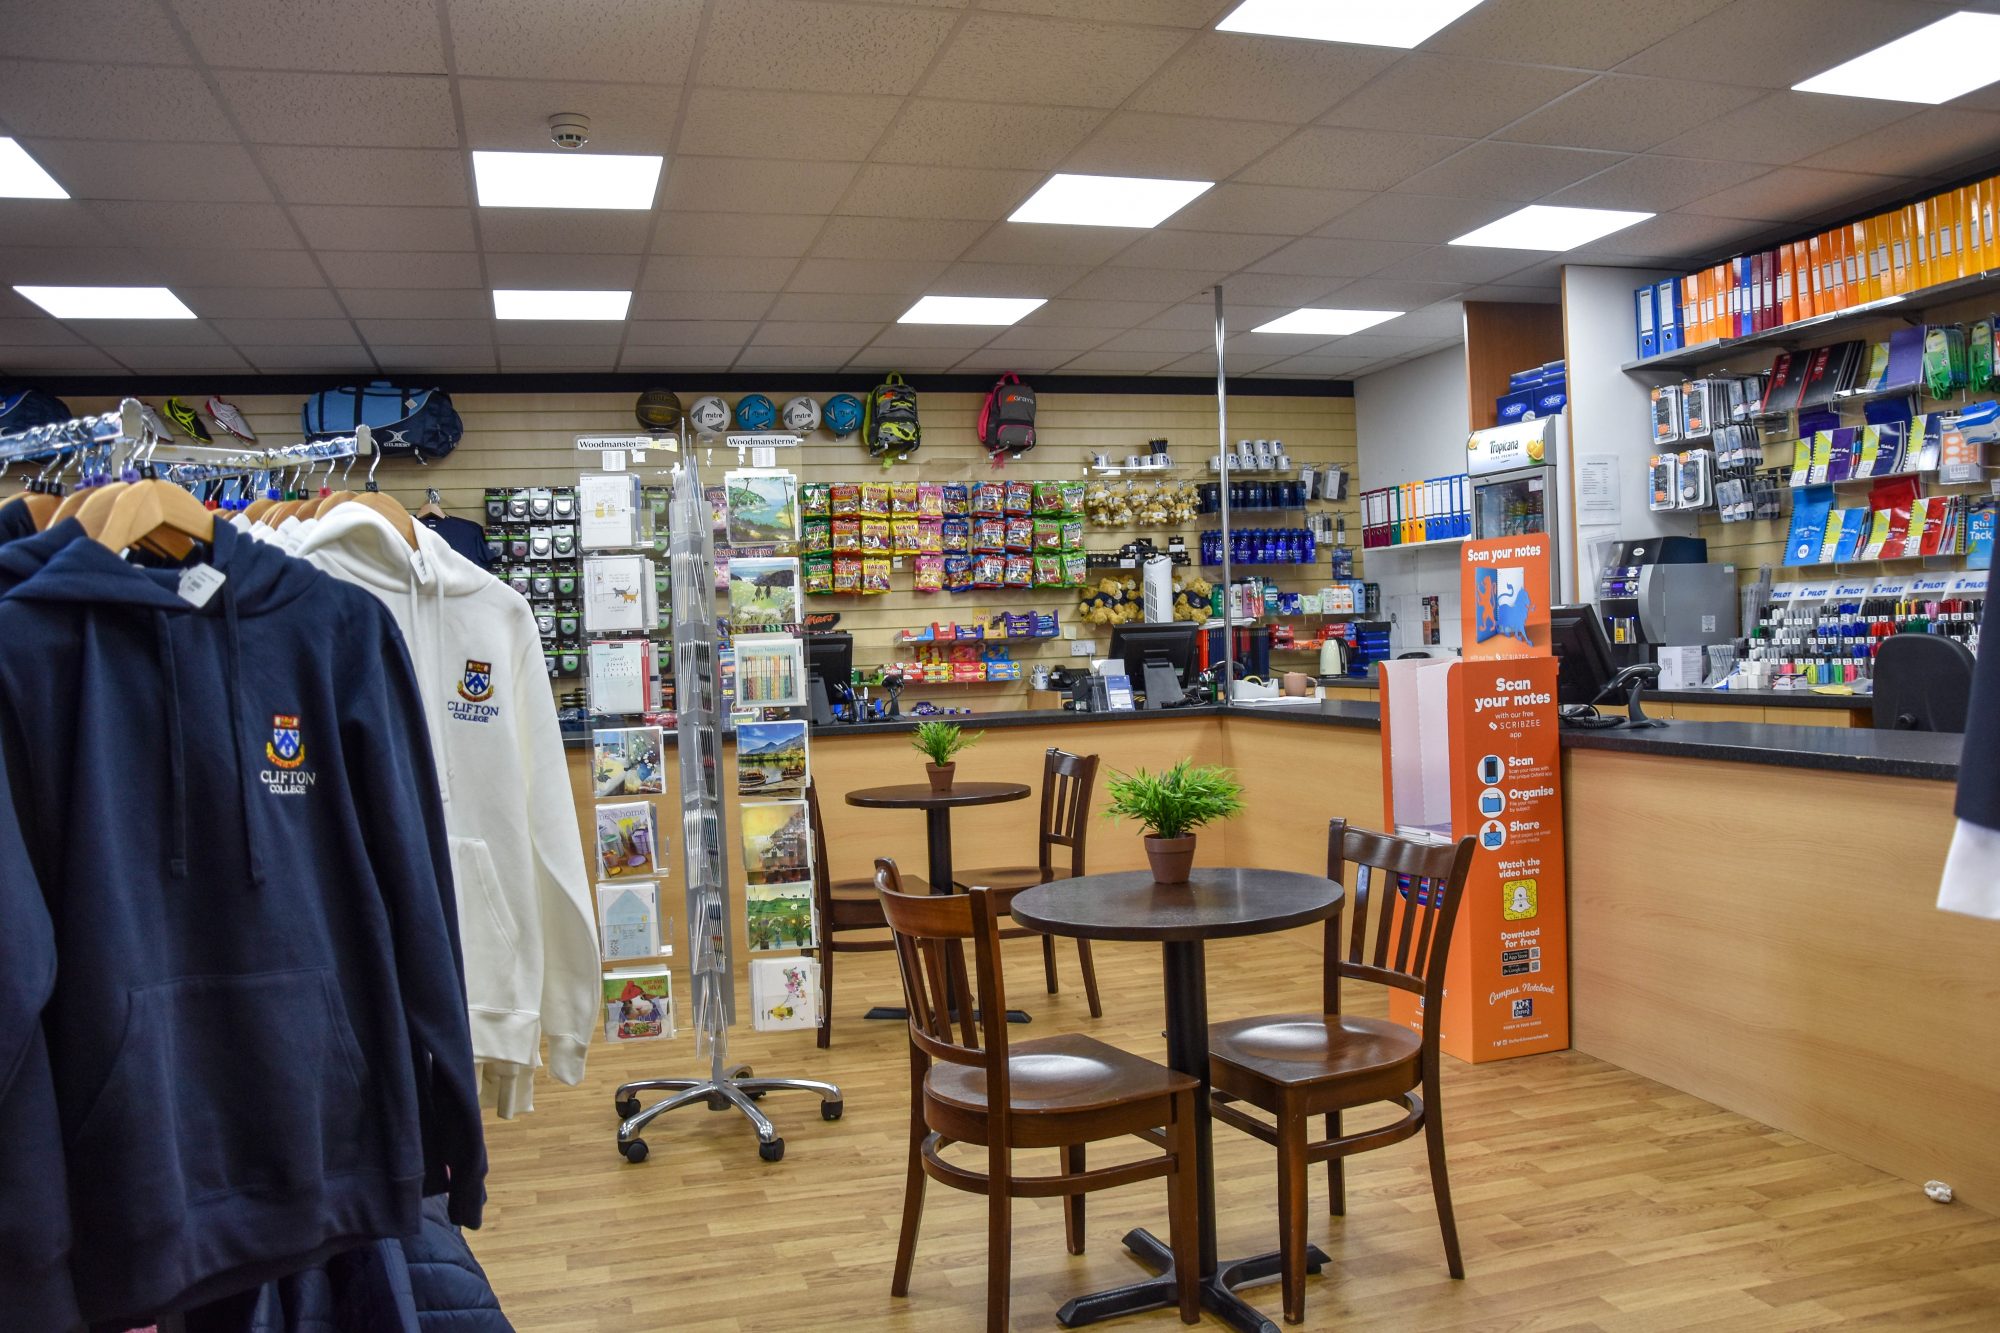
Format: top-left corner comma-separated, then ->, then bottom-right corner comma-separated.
911,720 -> 981,794
1104,759 -> 1245,883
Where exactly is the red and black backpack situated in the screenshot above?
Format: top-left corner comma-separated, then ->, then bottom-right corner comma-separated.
977,373 -> 1036,458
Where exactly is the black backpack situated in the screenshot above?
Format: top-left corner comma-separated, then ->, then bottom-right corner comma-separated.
978,373 -> 1036,457
863,373 -> 920,459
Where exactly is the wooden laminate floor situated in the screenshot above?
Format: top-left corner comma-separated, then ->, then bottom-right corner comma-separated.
472,933 -> 2000,1331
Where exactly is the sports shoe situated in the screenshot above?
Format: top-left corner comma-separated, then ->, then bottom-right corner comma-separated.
139,402 -> 174,441
163,396 -> 211,443
206,396 -> 255,442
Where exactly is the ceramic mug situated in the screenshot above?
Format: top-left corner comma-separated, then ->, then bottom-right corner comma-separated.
1281,671 -> 1312,697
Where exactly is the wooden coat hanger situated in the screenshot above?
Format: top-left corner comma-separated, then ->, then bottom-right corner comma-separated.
352,490 -> 418,549
416,487 -> 446,519
73,481 -> 130,539
95,480 -> 216,560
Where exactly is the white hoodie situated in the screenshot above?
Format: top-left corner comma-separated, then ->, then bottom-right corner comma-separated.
298,505 -> 597,1116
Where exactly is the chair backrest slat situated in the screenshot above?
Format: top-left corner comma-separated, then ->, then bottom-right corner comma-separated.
1039,748 -> 1099,878
876,858 -> 1021,1106
1323,818 -> 1475,1034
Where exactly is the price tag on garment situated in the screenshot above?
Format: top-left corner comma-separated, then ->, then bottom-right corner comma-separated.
602,449 -> 626,472
177,565 -> 227,608
410,544 -> 435,587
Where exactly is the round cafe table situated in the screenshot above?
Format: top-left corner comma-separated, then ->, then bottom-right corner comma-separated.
1010,867 -> 1343,1333
846,780 -> 1032,1022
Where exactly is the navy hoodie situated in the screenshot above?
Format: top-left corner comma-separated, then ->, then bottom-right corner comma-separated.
0,521 -> 485,1326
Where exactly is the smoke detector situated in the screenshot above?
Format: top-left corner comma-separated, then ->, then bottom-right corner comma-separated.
548,113 -> 590,150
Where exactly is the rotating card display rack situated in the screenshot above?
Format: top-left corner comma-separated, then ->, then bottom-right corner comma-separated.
613,456 -> 840,1164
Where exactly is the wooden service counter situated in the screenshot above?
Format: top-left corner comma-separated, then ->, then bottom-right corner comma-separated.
566,701 -> 1997,1210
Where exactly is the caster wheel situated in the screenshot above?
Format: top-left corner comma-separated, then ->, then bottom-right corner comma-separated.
747,1090 -> 767,1101
615,1097 -> 641,1120
821,1100 -> 844,1122
759,1138 -> 785,1163
620,1139 -> 649,1164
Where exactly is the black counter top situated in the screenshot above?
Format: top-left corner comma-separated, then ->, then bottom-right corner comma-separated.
811,703 -> 1229,736
1647,687 -> 1873,711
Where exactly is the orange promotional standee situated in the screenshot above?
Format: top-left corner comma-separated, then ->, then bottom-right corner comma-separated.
1376,533 -> 1570,1063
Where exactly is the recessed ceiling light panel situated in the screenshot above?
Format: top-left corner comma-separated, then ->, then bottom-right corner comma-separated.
0,139 -> 67,199
1252,308 -> 1404,336
898,295 -> 1046,326
492,289 -> 632,320
471,150 -> 663,209
1449,205 -> 1653,251
1008,173 -> 1213,229
1217,0 -> 1487,49
1793,13 -> 2000,104
14,285 -> 195,319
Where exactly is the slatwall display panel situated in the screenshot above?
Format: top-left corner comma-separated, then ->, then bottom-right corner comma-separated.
61,388 -> 1357,709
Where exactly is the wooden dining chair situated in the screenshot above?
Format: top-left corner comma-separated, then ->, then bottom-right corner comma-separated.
1207,819 -> 1477,1324
874,857 -> 1201,1333
952,748 -> 1105,1017
805,778 -> 927,1048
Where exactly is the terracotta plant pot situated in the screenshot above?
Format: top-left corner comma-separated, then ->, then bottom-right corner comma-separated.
926,762 -> 956,794
1145,834 -> 1197,884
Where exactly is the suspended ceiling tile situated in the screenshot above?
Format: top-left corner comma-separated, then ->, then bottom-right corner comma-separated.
654,212 -> 825,259
1192,273 -> 1347,306
179,288 -> 348,319
1393,142 -> 1629,204
0,345 -> 124,371
20,141 -> 274,203
169,0 -> 445,74
259,147 -> 470,208
92,200 -> 299,251
618,349 -> 737,372
1371,245 -> 1543,286
1262,352 -> 1377,377
317,250 -> 485,289
0,202 -> 120,250
372,345 -> 500,371
978,1 -> 1228,25
1320,55 -> 1592,141
209,318 -> 362,347
1129,34 -> 1400,124
1247,236 -> 1431,279
834,164 -> 1042,221
96,345 -> 253,371
1800,107 -> 2000,178
1496,75 -> 1765,155
1057,349 -> 1182,373
1225,330 -> 1340,358
456,78 -> 681,154
1423,0 -> 1737,70
497,345 -> 624,370
1158,349 -> 1285,374
1313,192 -> 1509,245
958,224 -> 1141,267
1612,0 -> 1945,89
1095,327 -> 1216,354
1162,184 -> 1373,238
291,205 -> 475,252
1460,283 -> 1563,303
1017,297 -> 1174,327
1108,229 -> 1287,272
761,292 -> 907,323
952,348 -> 1068,373
921,14 -> 1190,109
444,0 -> 702,83
700,0 -> 958,95
354,318 -> 495,346
1061,266 -> 1223,303
843,348 -> 967,373
873,102 -> 1106,171
1680,166 -> 1916,223
222,73 -> 458,149
480,211 -> 654,254
982,324 -> 1122,352
661,158 -> 859,216
491,319 -> 632,346
1063,113 -> 1291,182
57,317 -> 220,347
1141,299 -> 1289,331
1237,128 -> 1473,192
146,248 -> 327,287
638,256 -> 792,293
810,216 -> 986,263
630,289 -> 776,321
0,317 -> 83,347
1652,91 -> 1918,168
867,322 -> 997,350
733,344 -> 873,370
1565,210 -> 1769,262
746,321 -> 882,348
786,257 -> 948,295
0,61 -> 235,141
14,0 -> 192,63
677,90 -> 901,161
625,319 -> 760,346
1380,303 -> 1467,338
1541,154 -> 1771,213
483,251 -> 643,288
932,260 -> 1093,296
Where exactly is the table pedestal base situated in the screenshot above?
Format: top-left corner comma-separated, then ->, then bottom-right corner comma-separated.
1054,1227 -> 1329,1333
